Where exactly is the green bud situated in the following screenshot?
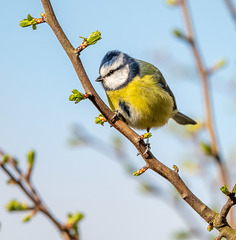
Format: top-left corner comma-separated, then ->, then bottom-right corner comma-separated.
207,224 -> 213,232
20,14 -> 36,28
233,185 -> 236,194
5,200 -> 28,211
200,142 -> 212,155
143,132 -> 152,139
67,212 -> 84,226
86,30 -> 101,45
69,89 -> 85,104
79,30 -> 101,46
133,171 -> 140,176
22,214 -> 31,223
133,167 -> 148,176
7,179 -> 17,185
166,0 -> 177,5
220,184 -> 230,195
215,59 -> 226,68
95,114 -> 107,126
32,24 -> 37,30
27,150 -> 35,166
27,14 -> 33,21
2,155 -> 9,163
173,29 -> 184,38
173,164 -> 179,173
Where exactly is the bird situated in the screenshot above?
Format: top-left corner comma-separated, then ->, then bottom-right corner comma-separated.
96,50 -> 196,138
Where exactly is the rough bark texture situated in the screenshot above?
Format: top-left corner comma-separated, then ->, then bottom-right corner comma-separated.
41,0 -> 236,238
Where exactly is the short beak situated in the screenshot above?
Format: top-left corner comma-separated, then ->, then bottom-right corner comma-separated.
95,76 -> 103,82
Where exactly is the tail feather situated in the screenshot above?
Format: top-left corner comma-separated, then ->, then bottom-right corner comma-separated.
172,111 -> 197,125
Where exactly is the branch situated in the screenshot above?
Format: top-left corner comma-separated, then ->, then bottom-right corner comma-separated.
177,0 -> 234,227
41,0 -> 218,228
218,184 -> 236,225
212,185 -> 236,240
178,0 -> 231,193
70,125 -> 210,239
224,0 -> 236,26
0,151 -> 80,240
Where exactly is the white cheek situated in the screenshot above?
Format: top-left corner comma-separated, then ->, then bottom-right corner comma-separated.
103,65 -> 129,90
100,66 -> 107,78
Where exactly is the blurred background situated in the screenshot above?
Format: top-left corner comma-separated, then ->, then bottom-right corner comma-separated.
0,0 -> 236,239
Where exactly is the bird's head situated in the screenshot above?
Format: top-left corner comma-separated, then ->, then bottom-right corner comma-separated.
96,50 -> 140,91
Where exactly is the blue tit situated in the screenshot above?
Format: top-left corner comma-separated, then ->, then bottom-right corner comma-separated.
96,50 -> 196,133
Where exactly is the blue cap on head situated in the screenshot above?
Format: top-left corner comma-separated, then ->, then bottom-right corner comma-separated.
99,50 -> 122,70
99,50 -> 140,84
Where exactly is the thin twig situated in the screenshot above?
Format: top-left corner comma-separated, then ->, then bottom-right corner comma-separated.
180,0 -> 229,185
179,1 -> 233,226
39,0 -> 236,238
219,184 -> 236,225
224,0 -> 236,25
0,152 -> 77,240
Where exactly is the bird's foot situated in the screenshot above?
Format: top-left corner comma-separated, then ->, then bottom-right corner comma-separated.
137,132 -> 152,156
111,110 -> 126,123
143,142 -> 151,155
111,110 -> 119,123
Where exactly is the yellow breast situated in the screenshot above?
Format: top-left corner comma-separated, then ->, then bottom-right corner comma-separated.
106,75 -> 175,130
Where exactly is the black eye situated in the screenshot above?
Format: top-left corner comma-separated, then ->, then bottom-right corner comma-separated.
106,69 -> 115,77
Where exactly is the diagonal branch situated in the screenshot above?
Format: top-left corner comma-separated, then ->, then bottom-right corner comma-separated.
179,0 -> 230,190
178,1 -> 235,228
0,152 -> 78,240
40,0 -> 218,227
218,184 -> 236,226
224,0 -> 236,25
40,0 -> 236,238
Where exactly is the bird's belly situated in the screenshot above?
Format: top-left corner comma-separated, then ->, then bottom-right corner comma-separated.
106,82 -> 175,130
123,99 -> 173,129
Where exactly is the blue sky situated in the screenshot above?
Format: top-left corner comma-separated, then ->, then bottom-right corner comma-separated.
0,0 -> 236,240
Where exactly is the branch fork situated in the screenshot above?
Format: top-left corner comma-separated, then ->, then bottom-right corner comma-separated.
12,0 -> 235,239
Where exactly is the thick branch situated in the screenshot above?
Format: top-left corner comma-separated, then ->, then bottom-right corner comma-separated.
40,0 -> 218,228
219,198 -> 236,225
218,185 -> 236,226
214,190 -> 236,240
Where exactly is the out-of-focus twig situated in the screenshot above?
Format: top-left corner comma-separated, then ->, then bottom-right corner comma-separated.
224,0 -> 236,26
179,0 -> 229,188
177,0 -> 233,226
0,150 -> 81,240
21,0 -> 235,238
70,125 -> 210,239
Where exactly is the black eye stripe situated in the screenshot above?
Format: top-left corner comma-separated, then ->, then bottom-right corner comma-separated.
104,64 -> 126,78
